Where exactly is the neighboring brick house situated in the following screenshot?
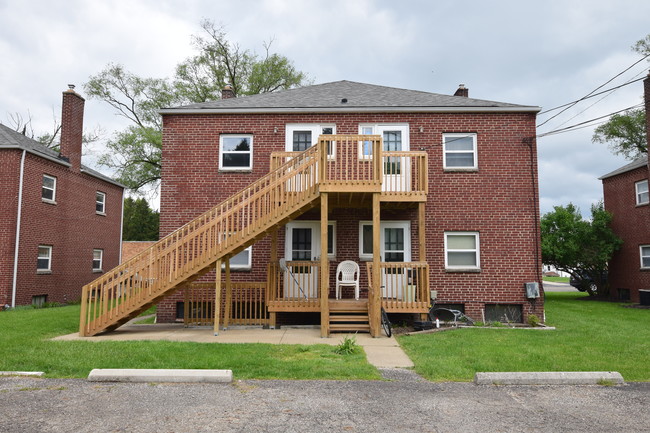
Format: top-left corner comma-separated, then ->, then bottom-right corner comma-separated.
0,87 -> 124,307
79,80 -> 543,337
600,73 -> 650,304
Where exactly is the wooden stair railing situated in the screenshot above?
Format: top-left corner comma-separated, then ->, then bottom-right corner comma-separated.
79,143 -> 324,336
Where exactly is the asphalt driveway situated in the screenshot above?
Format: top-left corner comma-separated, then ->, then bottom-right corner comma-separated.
1,376 -> 649,432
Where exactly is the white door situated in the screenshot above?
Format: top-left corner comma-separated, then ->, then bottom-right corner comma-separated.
284,124 -> 335,191
378,126 -> 411,192
380,222 -> 412,300
284,222 -> 320,299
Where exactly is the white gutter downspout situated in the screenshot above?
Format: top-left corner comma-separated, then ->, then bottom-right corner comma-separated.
11,150 -> 27,308
119,192 -> 125,264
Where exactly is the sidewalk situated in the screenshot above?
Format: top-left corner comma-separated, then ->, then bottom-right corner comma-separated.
55,324 -> 414,369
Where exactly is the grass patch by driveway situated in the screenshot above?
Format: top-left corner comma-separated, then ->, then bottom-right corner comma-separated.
398,292 -> 650,382
542,276 -> 570,283
0,306 -> 379,380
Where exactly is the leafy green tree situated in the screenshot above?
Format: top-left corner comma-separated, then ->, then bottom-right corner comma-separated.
592,34 -> 648,160
122,197 -> 159,241
85,19 -> 308,192
541,202 -> 622,296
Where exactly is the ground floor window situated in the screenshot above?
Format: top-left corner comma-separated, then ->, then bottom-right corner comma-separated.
444,232 -> 480,270
484,304 -> 522,323
37,245 -> 52,272
92,249 -> 103,272
222,246 -> 252,270
640,245 -> 650,269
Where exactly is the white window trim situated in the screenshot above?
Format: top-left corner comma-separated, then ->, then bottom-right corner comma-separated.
444,231 -> 481,270
285,124 -> 336,155
641,245 -> 650,269
96,191 -> 106,215
284,221 -> 337,260
358,220 -> 411,262
37,245 -> 52,273
219,134 -> 253,171
443,133 -> 478,171
42,174 -> 57,204
358,123 -> 410,159
222,246 -> 253,270
635,180 -> 649,205
93,249 -> 104,272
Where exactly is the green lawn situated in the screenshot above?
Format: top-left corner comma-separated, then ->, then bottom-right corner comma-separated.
0,305 -> 379,380
398,292 -> 650,382
542,276 -> 570,283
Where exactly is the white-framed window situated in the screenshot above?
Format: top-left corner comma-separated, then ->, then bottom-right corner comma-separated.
641,245 -> 650,269
223,246 -> 252,270
37,245 -> 52,272
358,221 -> 411,262
92,249 -> 104,272
443,133 -> 478,170
219,134 -> 253,170
285,124 -> 335,153
636,180 -> 649,205
358,123 -> 410,158
444,232 -> 480,270
96,191 -> 106,214
42,174 -> 56,203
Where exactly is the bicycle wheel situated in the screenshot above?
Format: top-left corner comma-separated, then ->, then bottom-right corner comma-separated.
381,307 -> 392,337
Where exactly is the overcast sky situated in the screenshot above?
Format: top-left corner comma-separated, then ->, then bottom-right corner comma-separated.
1,0 -> 649,215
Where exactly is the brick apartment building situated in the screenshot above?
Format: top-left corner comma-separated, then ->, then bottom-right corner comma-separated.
79,80 -> 543,337
600,73 -> 650,304
0,87 -> 124,307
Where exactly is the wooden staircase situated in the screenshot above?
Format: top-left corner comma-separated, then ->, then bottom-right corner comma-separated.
328,299 -> 370,333
79,142 -> 327,336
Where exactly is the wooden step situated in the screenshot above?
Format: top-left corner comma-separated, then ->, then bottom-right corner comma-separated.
329,323 -> 371,332
329,314 -> 369,322
328,300 -> 369,312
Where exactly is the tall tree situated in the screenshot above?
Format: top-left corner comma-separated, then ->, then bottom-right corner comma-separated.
541,202 -> 622,296
122,197 -> 160,241
85,20 -> 308,192
592,34 -> 649,160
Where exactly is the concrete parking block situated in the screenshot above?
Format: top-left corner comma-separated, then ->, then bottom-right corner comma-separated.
87,368 -> 232,383
475,371 -> 624,385
0,371 -> 44,377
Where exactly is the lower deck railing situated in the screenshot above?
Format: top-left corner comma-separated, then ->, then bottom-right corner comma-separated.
183,281 -> 269,326
366,262 -> 430,312
267,261 -> 321,311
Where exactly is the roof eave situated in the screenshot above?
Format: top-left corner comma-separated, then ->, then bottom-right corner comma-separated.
0,144 -> 71,168
80,167 -> 126,188
160,105 -> 542,115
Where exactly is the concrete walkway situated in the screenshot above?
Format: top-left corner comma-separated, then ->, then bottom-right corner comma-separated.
55,324 -> 414,369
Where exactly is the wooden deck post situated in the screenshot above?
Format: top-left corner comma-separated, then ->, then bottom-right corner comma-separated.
371,192 -> 382,337
269,228 -> 278,329
214,260 -> 222,335
224,258 -> 232,329
418,201 -> 429,320
320,192 -> 330,337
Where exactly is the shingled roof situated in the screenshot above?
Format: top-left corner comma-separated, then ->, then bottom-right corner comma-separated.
160,80 -> 540,114
599,155 -> 648,180
0,123 -> 123,187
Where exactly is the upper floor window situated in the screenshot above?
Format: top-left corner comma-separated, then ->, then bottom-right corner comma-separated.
37,245 -> 52,272
359,124 -> 410,157
219,135 -> 253,170
444,232 -> 480,270
96,191 -> 106,214
92,249 -> 104,272
285,124 -> 335,152
42,174 -> 56,203
443,133 -> 478,170
636,180 -> 649,205
641,245 -> 650,269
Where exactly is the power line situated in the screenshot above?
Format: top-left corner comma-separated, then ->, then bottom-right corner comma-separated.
538,76 -> 646,115
537,54 -> 649,128
537,103 -> 644,138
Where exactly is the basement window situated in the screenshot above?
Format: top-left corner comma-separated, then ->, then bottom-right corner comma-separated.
32,295 -> 47,307
484,304 -> 522,323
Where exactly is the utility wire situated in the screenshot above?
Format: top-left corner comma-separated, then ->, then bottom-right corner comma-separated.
537,103 -> 644,138
537,54 -> 649,128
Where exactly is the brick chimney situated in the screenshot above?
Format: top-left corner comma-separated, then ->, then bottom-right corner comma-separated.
454,84 -> 469,97
221,84 -> 235,99
60,84 -> 85,171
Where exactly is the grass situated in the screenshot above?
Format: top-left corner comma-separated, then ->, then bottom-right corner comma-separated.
398,292 -> 650,382
542,276 -> 570,283
0,305 -> 379,380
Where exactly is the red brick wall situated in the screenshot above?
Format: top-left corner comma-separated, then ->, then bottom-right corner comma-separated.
0,150 -> 21,306
158,112 -> 543,323
7,153 -> 123,305
603,165 -> 650,302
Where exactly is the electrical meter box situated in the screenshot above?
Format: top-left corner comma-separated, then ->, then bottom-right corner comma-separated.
525,282 -> 540,299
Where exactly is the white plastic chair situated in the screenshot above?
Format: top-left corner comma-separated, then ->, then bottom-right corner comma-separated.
335,260 -> 360,300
